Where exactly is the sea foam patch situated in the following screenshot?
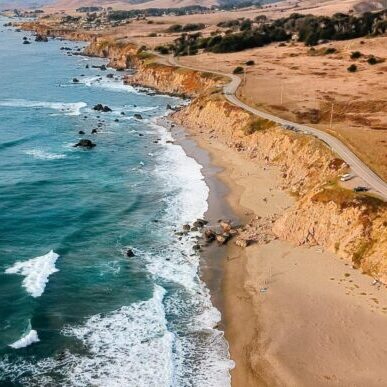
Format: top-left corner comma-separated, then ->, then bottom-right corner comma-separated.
5,250 -> 59,298
9,329 -> 39,349
25,149 -> 66,160
0,99 -> 86,116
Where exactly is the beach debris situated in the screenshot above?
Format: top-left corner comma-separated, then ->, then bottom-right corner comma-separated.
93,104 -> 112,113
134,113 -> 143,120
73,139 -> 96,149
126,248 -> 135,258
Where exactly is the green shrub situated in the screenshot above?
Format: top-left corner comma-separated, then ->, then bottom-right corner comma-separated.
233,66 -> 244,74
347,64 -> 357,72
367,56 -> 377,65
350,51 -> 362,59
324,47 -> 337,55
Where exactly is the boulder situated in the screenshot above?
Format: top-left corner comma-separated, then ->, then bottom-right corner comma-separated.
23,40 -> 31,45
216,233 -> 231,245
85,64 -> 89,69
73,139 -> 96,148
126,248 -> 135,258
204,229 -> 216,242
93,104 -> 112,112
106,73 -> 114,79
134,113 -> 143,120
193,219 -> 208,228
91,128 -> 98,134
78,130 -> 85,135
35,34 -> 48,42
166,104 -> 173,110
183,224 -> 191,231
73,78 -> 79,83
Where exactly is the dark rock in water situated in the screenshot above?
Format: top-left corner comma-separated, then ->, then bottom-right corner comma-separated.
23,40 -> 31,45
193,244 -> 201,251
93,104 -> 112,112
114,119 -> 119,122
15,29 -> 21,32
78,130 -> 85,135
120,112 -> 125,116
166,104 -> 173,110
97,123 -> 103,127
134,114 -> 143,120
91,128 -> 98,134
106,73 -> 114,79
126,248 -> 135,258
166,140 -> 174,144
85,64 -> 89,69
23,36 -> 28,40
138,133 -> 144,137
35,34 -> 48,42
3,22 -> 12,27
73,78 -> 79,83
100,65 -> 107,71
183,224 -> 191,231
193,219 -> 208,228
74,139 -> 96,148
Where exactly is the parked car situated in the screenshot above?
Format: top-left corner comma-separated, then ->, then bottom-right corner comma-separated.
353,186 -> 369,192
340,173 -> 354,182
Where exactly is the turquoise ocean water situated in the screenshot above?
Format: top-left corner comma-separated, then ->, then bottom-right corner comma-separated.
0,18 -> 232,386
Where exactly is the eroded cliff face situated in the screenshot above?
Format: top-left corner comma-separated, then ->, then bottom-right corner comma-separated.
85,39 -> 223,96
173,94 -> 387,282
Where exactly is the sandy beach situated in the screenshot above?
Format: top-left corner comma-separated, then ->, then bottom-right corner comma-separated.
161,115 -> 387,386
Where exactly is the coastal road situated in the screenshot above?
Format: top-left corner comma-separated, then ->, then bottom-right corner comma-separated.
163,54 -> 387,201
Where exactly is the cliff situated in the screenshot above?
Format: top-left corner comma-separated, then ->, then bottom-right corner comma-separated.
173,94 -> 387,282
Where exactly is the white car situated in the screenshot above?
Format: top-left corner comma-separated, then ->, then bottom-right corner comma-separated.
340,173 -> 354,182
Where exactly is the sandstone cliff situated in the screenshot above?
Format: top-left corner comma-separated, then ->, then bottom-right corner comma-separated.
173,94 -> 387,282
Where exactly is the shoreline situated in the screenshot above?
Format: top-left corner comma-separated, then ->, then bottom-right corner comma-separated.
159,118 -> 387,386
14,20 -> 387,384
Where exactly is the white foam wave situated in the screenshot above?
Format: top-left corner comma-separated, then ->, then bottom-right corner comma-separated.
139,120 -> 234,385
9,329 -> 39,349
61,285 -> 174,386
0,99 -> 86,116
5,250 -> 59,298
82,76 -> 142,94
25,149 -> 66,160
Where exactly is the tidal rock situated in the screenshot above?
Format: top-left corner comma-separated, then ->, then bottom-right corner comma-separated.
120,112 -> 126,116
106,73 -> 114,79
166,104 -> 172,110
183,224 -> 191,231
78,130 -> 85,135
126,248 -> 135,258
85,64 -> 89,69
134,113 -> 143,120
204,229 -> 216,242
114,119 -> 119,122
35,34 -> 48,42
193,219 -> 208,228
23,40 -> 31,45
91,128 -> 98,134
93,104 -> 112,112
73,78 -> 79,83
73,139 -> 96,148
216,233 -> 231,245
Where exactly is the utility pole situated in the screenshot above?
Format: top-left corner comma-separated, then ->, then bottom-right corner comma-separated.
329,102 -> 334,129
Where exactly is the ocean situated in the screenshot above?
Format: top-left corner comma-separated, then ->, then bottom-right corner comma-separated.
0,18 -> 233,386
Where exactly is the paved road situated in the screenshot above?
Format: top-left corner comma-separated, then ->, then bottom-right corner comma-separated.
164,55 -> 387,201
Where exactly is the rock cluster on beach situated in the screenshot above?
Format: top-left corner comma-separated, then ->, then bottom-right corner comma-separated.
176,215 -> 280,253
